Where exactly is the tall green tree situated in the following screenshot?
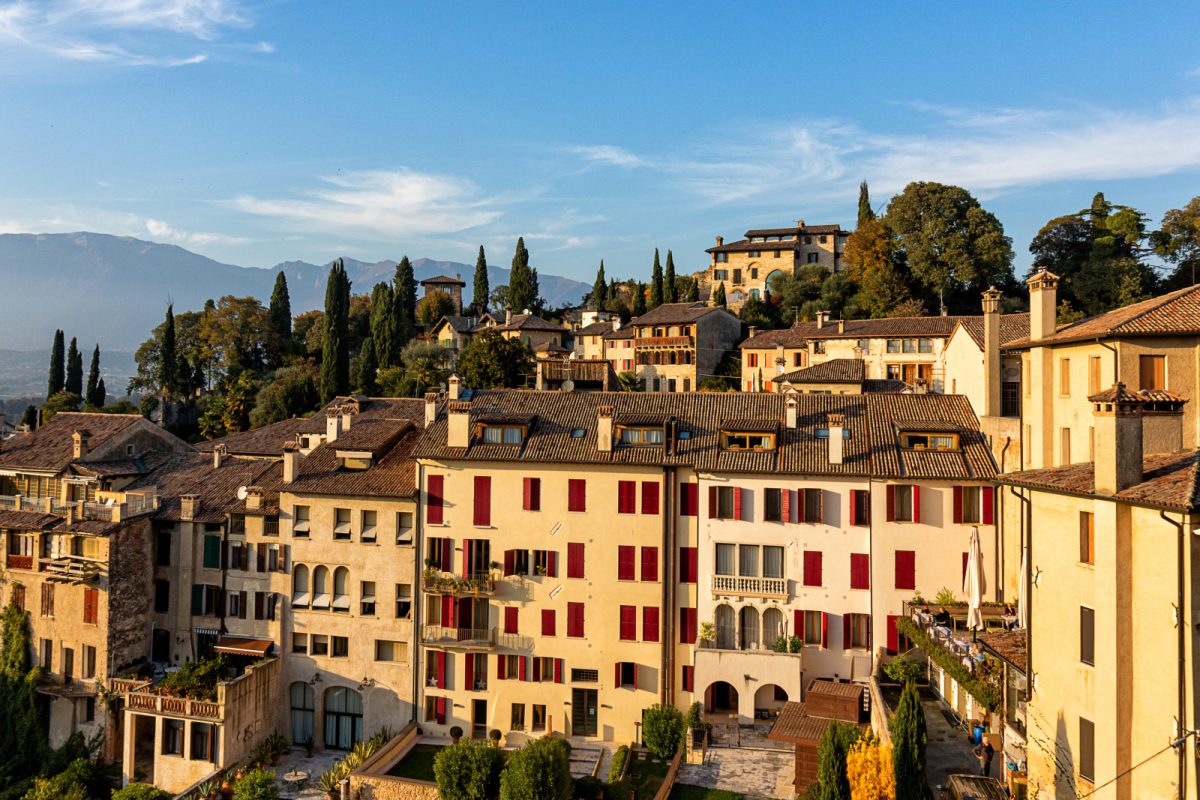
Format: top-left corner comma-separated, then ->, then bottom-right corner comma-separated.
268,271 -> 292,340
1155,196 -> 1200,288
712,282 -> 726,308
46,330 -> 65,398
0,599 -> 47,786
84,345 -> 101,408
649,249 -> 664,309
591,261 -> 608,309
664,250 -> 678,303
417,288 -> 457,330
890,682 -> 929,800
160,305 -> 178,397
356,336 -> 379,396
320,259 -> 351,402
65,337 -> 83,396
456,329 -> 532,389
632,281 -> 647,315
471,246 -> 490,315
508,237 -> 539,312
369,282 -> 398,368
843,217 -> 911,318
857,180 -> 875,227
815,721 -> 860,800
683,276 -> 699,302
394,256 -> 418,349
885,181 -> 1013,314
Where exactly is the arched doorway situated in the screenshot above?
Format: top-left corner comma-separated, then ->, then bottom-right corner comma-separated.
323,686 -> 363,749
739,606 -> 760,650
715,605 -> 735,649
766,270 -> 784,295
290,682 -> 314,745
754,684 -> 788,718
705,681 -> 739,714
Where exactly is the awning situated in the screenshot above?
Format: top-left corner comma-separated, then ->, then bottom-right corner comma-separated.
214,636 -> 274,657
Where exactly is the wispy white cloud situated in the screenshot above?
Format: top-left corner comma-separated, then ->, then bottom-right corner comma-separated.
0,0 -> 256,67
143,217 -> 246,247
567,145 -> 644,168
229,169 -> 504,239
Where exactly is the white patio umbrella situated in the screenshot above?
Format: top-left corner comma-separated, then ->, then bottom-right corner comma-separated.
963,526 -> 985,631
1018,546 -> 1029,630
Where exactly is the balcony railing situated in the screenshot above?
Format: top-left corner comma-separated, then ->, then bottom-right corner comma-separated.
636,336 -> 694,347
0,493 -> 159,522
421,625 -> 497,647
5,553 -> 34,570
698,624 -> 800,654
125,690 -> 221,719
712,575 -> 787,599
422,570 -> 497,596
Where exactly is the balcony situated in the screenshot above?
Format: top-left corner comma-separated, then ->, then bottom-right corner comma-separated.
422,570 -> 498,596
712,575 -> 787,600
421,625 -> 497,648
0,493 -> 159,522
698,624 -> 801,654
118,657 -> 278,723
5,553 -> 33,570
636,336 -> 694,348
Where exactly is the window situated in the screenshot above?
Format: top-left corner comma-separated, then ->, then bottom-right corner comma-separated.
801,488 -> 823,523
1059,358 -> 1071,396
1060,427 -> 1071,465
473,476 -> 492,526
511,703 -> 526,731
764,488 -> 783,522
395,584 -> 412,618
617,480 -> 637,514
567,602 -> 585,637
203,535 -> 222,568
617,546 -> 636,581
887,339 -> 901,354
531,549 -> 556,577
715,543 -> 735,576
154,580 -> 170,613
640,547 -> 658,581
1080,607 -> 1094,665
679,547 -> 698,583
332,636 -> 349,657
191,722 -> 218,762
481,425 -> 523,444
918,338 -> 933,353
850,490 -> 870,526
82,645 -> 95,679
162,719 -> 184,756
155,529 -> 172,566
763,546 -> 784,579
1079,512 -> 1095,564
292,633 -> 308,654
375,640 -> 406,662
850,554 -> 870,590
572,668 -> 599,683
40,638 -> 52,671
857,339 -> 870,354
360,510 -> 377,542
333,508 -> 351,540
396,512 -> 414,544
721,431 -> 775,451
748,353 -> 759,368
895,550 -> 916,590
523,477 -> 541,511
888,485 -> 918,523
541,609 -> 556,636
899,432 -> 959,450
803,551 -> 822,586
293,505 -> 310,536
619,605 -> 636,641
533,656 -> 558,683
504,607 -> 519,634
567,543 -> 585,579
747,250 -> 760,258
643,607 -> 659,641
802,611 -> 823,645
846,613 -> 870,649
332,566 -> 350,612
292,565 -> 310,607
426,475 -> 445,524
532,704 -> 547,731
616,662 -> 637,689
619,427 -> 664,445
1088,356 -> 1102,396
959,486 -> 982,524
641,481 -> 659,515
361,581 -> 376,616
806,252 -> 819,264
738,544 -> 759,577
39,583 -> 54,617
680,483 -> 699,516
1140,354 -> 1166,391
568,479 -> 587,512
711,486 -> 740,520
1079,718 -> 1095,782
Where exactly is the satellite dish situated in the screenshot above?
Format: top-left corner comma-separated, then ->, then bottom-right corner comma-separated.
236,486 -> 249,501
560,380 -> 575,393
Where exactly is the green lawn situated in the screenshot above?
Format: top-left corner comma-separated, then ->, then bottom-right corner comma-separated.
668,784 -> 743,800
626,751 -> 673,800
384,744 -> 442,781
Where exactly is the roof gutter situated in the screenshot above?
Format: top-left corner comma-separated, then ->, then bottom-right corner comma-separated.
996,477 -> 1195,515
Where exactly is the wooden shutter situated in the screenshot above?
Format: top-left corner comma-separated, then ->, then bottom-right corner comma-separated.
541,609 -> 556,636
465,653 -> 474,689
850,553 -> 869,590
708,486 -> 718,518
473,476 -> 491,526
568,602 -> 584,637
962,552 -> 969,583
640,547 -> 658,582
532,658 -> 542,682
238,590 -> 247,619
803,551 -> 822,587
821,612 -> 829,648
680,607 -> 697,644
191,584 -> 204,616
795,610 -> 804,641
615,662 -> 623,688
523,477 -> 541,511
497,655 -> 507,680
254,591 -> 264,620
462,539 -> 471,576
953,486 -> 964,524
796,488 -> 806,523
519,656 -> 528,681
568,479 -> 586,512
982,487 -> 994,525
681,484 -> 697,516
885,485 -> 896,521
436,697 -> 446,724
895,550 -> 916,590
504,606 -> 518,634
567,543 -> 584,579
682,665 -> 694,693
617,481 -> 634,514
547,551 -> 558,578
781,489 -> 791,523
641,481 -> 659,515
620,605 -> 636,640
849,490 -> 858,526
618,546 -> 635,580
732,487 -> 743,521
440,539 -> 452,572
843,615 -> 852,650
912,486 -> 921,523
83,588 -> 99,624
256,543 -> 267,572
554,658 -> 564,684
436,651 -> 446,689
681,547 -> 698,583
643,607 -> 659,642
887,615 -> 899,654
426,475 -> 444,524
504,549 -> 516,576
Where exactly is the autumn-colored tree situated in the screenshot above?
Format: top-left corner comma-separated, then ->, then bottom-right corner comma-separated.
847,735 -> 895,800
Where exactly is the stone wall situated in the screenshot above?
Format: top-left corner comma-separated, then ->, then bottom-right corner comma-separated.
351,723 -> 440,800
108,516 -> 154,675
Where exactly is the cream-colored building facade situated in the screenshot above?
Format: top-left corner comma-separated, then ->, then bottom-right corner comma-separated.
629,302 -> 743,392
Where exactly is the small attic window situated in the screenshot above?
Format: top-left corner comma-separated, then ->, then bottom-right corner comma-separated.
899,432 -> 959,451
124,444 -> 135,456
341,456 -> 373,470
617,426 -> 664,446
721,432 -> 776,451
677,430 -> 692,440
571,429 -> 586,438
480,424 -> 523,445
815,428 -> 851,440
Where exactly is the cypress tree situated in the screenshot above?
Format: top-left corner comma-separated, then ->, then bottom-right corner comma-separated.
65,337 -> 83,396
85,345 -> 101,407
0,600 -> 46,781
95,378 -> 106,407
370,282 -> 398,368
393,256 -> 417,349
592,261 -> 608,309
632,282 -> 647,315
684,276 -> 699,302
650,249 -> 664,309
357,336 -> 379,395
713,282 -> 727,308
815,722 -> 859,800
269,271 -> 293,342
47,330 -> 65,398
160,305 -> 178,398
857,180 -> 875,227
664,250 -> 678,303
508,237 -> 537,312
472,246 -> 490,315
21,405 -> 37,430
320,259 -> 351,402
890,682 -> 929,800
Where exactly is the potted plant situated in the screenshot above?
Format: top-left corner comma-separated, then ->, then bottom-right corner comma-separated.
699,621 -> 716,645
488,729 -> 502,747
449,725 -> 463,744
303,736 -> 315,758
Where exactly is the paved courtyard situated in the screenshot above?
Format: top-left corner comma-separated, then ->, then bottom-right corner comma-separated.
677,746 -> 795,799
270,748 -> 344,800
922,695 -> 989,794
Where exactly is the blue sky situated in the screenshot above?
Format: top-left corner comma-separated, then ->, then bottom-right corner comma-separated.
2,1 -> 1200,284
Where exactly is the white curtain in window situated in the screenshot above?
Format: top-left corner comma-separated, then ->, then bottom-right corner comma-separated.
739,544 -> 759,577
763,546 -> 784,579
715,544 -> 735,576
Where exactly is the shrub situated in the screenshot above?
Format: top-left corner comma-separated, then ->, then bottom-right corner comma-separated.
499,737 -> 572,800
641,704 -> 685,759
608,745 -> 630,782
933,587 -> 957,606
232,768 -> 279,800
489,729 -> 502,746
450,725 -> 464,740
789,635 -> 802,653
772,636 -> 788,653
158,655 -> 226,700
111,786 -> 171,800
434,741 -> 505,800
574,776 -> 605,800
846,735 -> 895,800
884,656 -> 923,686
605,779 -> 633,800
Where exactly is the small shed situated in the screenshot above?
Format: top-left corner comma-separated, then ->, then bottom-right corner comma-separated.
768,680 -> 869,795
940,774 -> 1008,800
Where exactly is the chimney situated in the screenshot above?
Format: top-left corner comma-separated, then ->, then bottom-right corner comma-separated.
447,401 -> 471,448
245,486 -> 263,511
1092,384 -> 1144,494
775,344 -> 786,375
72,431 -> 89,460
535,360 -> 547,391
424,393 -> 438,428
982,286 -> 1003,417
340,405 -> 355,431
282,444 -> 300,484
597,405 -> 614,452
212,443 -> 227,469
506,309 -> 513,325
1027,268 -> 1060,342
785,395 -> 798,429
180,494 -> 200,522
827,413 -> 845,465
1141,392 -> 1187,454
326,408 -> 343,443
611,318 -> 621,332
749,326 -> 759,339
715,235 -> 724,246
837,319 -> 845,334
796,219 -> 806,228
448,374 -> 462,401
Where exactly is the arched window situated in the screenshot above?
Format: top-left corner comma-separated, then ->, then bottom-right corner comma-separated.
312,565 -> 330,609
715,605 -> 736,650
291,565 -> 310,608
739,606 -> 760,651
766,270 -> 784,294
290,681 -> 315,744
763,607 -> 786,647
332,567 -> 350,612
323,686 -> 363,749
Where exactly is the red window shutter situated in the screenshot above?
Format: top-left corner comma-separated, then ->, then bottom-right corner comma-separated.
887,615 -> 899,654
503,549 -> 515,577
963,551 -> 969,583
781,489 -> 791,523
568,479 -> 586,512
554,658 -> 564,684
519,656 -> 528,682
440,539 -> 452,572
465,653 -> 474,689
913,485 -> 921,523
436,696 -> 447,724
462,538 -> 471,577
547,551 -> 558,578
682,665 -> 694,693
797,487 -> 808,522
795,610 -> 804,640
686,548 -> 698,583
641,482 -> 659,515
618,546 -> 635,581
982,487 -> 994,525
821,612 -> 829,648
567,602 -> 584,637
850,553 -> 869,590
641,547 -> 658,582
643,607 -> 659,641
615,662 -> 622,687
505,606 -> 519,634
633,663 -> 639,688
885,484 -> 896,522
474,476 -> 491,526
843,615 -> 853,650
895,550 -> 916,590
523,477 -> 541,511
498,655 -> 507,680
542,609 -> 556,636
681,484 -> 697,516
618,481 -> 634,514
733,487 -> 743,521
849,490 -> 857,526
567,543 -> 585,578
619,605 -> 636,640
708,486 -> 718,518
533,658 -> 541,682
680,607 -> 697,644
436,651 -> 446,689
953,486 -> 964,524
427,475 -> 444,524
803,551 -> 822,587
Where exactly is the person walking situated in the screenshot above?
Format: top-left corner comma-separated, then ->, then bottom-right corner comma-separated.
974,740 -> 995,777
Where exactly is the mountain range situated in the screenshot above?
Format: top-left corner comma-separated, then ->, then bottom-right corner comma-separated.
0,232 -> 591,351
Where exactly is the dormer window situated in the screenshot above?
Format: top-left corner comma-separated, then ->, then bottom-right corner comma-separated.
899,432 -> 960,450
336,450 -> 374,470
618,426 -> 664,446
815,428 -> 851,440
481,425 -> 523,445
721,432 -> 776,451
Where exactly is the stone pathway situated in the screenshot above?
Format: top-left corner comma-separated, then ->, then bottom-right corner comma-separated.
921,695 -> 986,795
271,748 -> 344,800
569,744 -> 604,779
676,747 -> 794,799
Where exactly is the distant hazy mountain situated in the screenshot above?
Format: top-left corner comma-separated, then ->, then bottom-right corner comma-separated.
0,232 -> 590,350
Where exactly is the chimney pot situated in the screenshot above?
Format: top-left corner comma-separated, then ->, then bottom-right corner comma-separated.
1027,268 -> 1060,342
1092,383 -> 1145,494
212,444 -> 227,469
282,444 -> 300,484
827,413 -> 845,465
180,494 -> 200,522
716,235 -> 724,246
72,430 -> 89,460
246,486 -> 263,511
785,396 -> 798,429
796,219 -> 806,228
982,287 -> 1003,416
325,408 -> 343,443
448,374 -> 462,401
424,393 -> 438,428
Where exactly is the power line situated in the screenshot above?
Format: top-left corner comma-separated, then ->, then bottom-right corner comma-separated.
1076,730 -> 1195,798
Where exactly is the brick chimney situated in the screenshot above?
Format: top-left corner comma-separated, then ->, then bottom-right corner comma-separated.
827,413 -> 845,465
447,401 -> 471,448
282,443 -> 300,484
180,494 -> 200,521
715,235 -> 724,246
72,430 -> 89,459
815,310 -> 830,329
424,393 -> 438,428
796,219 -> 806,228
212,443 -> 227,469
1092,384 -> 1144,494
246,486 -> 263,511
325,407 -> 343,443
1027,268 -> 1059,342
597,406 -> 614,452
982,286 -> 1002,417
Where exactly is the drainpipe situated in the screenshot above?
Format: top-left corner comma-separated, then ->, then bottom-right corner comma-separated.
414,462 -> 425,726
662,466 -> 676,706
997,438 -> 1011,603
1096,338 -> 1119,385
1008,486 -> 1031,700
1159,509 -> 1187,800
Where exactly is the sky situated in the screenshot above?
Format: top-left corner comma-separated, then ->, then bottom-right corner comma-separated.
1,1 -> 1200,283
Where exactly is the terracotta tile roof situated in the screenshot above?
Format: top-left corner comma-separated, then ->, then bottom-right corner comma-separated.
285,420 -> 420,498
954,314 -> 1031,350
420,275 -> 465,286
69,451 -> 174,478
740,323 -> 820,349
631,302 -> 728,326
434,315 -> 481,335
1000,450 -> 1200,511
1085,383 -> 1186,405
415,389 -> 996,480
125,452 -> 282,523
742,315 -> 968,348
979,630 -> 1027,673
807,679 -> 864,698
1007,284 -> 1200,348
576,321 -> 619,336
199,416 -> 315,457
0,509 -> 60,531
767,702 -> 839,743
706,240 -> 799,254
707,225 -> 846,253
0,412 -> 145,473
745,224 -> 843,237
777,358 -> 866,384
603,326 -> 636,340
489,313 -> 564,333
296,397 -> 430,434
